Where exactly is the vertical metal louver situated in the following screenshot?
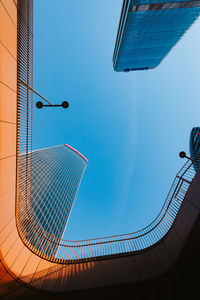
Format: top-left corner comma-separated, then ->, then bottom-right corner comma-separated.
16,0 -> 33,244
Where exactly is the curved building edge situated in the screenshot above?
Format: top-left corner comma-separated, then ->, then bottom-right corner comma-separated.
1,169 -> 200,294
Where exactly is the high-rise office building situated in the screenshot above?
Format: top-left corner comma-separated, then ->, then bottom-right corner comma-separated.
20,144 -> 88,257
190,127 -> 200,171
113,0 -> 200,72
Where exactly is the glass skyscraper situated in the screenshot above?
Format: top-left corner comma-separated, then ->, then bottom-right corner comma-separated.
190,127 -> 200,171
113,0 -> 200,71
20,144 -> 88,257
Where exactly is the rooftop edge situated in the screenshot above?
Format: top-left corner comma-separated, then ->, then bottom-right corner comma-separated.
64,144 -> 88,163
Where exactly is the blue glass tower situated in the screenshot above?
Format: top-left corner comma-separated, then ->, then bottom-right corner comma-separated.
113,0 -> 200,71
20,144 -> 88,257
190,127 -> 200,171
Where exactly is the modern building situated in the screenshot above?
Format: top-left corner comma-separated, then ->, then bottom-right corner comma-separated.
20,144 -> 88,257
2,0 -> 200,298
190,127 -> 200,171
113,0 -> 200,72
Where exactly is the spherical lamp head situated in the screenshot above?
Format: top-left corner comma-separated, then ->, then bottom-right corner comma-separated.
62,101 -> 69,109
36,101 -> 43,109
179,151 -> 186,158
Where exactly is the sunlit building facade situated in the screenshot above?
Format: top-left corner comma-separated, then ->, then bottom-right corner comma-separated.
113,0 -> 200,71
21,144 -> 88,256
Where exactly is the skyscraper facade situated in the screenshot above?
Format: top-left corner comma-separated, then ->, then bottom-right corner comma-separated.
190,127 -> 200,171
20,144 -> 88,257
113,0 -> 200,72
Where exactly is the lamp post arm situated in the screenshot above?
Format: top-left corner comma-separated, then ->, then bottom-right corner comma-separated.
179,151 -> 200,164
19,79 -> 54,106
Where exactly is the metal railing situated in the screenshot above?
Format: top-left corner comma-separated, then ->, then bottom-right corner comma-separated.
17,157 -> 196,263
15,0 -> 198,264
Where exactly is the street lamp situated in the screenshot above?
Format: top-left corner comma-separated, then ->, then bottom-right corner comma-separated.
36,101 -> 69,109
18,79 -> 69,110
179,151 -> 200,164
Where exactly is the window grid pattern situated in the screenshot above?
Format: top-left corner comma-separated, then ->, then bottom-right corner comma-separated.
19,145 -> 87,257
190,127 -> 200,171
114,1 -> 200,71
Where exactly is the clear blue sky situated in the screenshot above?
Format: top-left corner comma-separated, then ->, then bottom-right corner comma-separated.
33,0 -> 200,240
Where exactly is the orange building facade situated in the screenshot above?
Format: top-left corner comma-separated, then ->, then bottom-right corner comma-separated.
0,0 -> 19,291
